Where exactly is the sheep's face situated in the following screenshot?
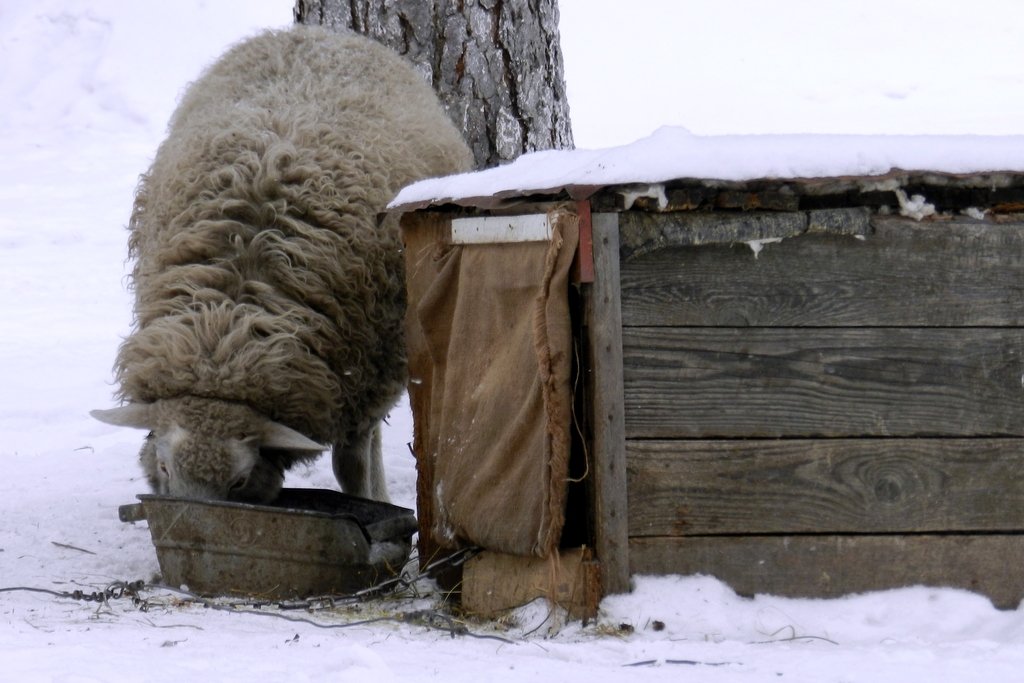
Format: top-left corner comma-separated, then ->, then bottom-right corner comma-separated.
139,409 -> 281,502
92,397 -> 325,503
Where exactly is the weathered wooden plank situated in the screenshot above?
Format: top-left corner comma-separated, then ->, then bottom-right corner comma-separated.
400,212 -> 452,573
619,218 -> 1024,327
587,174 -> 1024,214
618,210 -> 813,259
629,534 -> 1024,609
626,439 -> 1024,536
584,212 -> 630,595
714,189 -> 801,212
622,327 -> 1024,438
462,548 -> 600,620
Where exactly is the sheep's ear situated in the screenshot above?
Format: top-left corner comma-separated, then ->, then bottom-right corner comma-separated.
90,404 -> 155,430
261,421 -> 325,453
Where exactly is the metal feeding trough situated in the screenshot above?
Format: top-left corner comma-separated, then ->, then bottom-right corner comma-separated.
119,488 -> 417,599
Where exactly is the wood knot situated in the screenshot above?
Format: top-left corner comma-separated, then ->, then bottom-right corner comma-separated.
874,476 -> 903,504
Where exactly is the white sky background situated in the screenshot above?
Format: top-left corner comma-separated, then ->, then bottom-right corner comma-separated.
558,0 -> 1024,147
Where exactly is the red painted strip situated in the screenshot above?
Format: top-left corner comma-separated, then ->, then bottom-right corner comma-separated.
574,199 -> 595,284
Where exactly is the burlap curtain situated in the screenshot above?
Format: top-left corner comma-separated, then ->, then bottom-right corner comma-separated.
403,208 -> 579,558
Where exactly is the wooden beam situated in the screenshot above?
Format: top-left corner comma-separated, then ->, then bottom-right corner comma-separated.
400,212 -> 452,573
626,438 -> 1024,535
619,218 -> 1024,327
572,199 -> 595,283
617,210 -> 814,259
622,327 -> 1024,438
461,548 -> 600,620
585,212 -> 630,595
630,534 -> 1024,609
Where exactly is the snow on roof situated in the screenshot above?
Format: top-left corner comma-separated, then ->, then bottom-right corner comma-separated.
390,127 -> 1024,210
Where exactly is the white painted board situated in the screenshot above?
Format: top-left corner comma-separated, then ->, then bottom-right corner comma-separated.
451,214 -> 552,244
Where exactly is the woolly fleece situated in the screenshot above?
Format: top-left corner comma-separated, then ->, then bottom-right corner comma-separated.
110,26 -> 472,495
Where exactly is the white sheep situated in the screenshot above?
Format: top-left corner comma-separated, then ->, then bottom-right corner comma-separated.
92,26 -> 472,502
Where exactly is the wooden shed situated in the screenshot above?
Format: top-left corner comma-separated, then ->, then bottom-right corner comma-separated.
392,132 -> 1024,614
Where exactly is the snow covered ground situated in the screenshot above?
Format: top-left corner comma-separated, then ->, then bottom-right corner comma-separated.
3,1 -> 1024,681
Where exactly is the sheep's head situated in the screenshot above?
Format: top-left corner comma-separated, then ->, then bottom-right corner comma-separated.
91,397 -> 324,502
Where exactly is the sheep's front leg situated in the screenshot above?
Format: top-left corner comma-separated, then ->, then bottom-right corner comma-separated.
332,422 -> 389,502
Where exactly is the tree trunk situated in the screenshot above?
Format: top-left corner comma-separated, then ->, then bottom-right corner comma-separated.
294,0 -> 574,168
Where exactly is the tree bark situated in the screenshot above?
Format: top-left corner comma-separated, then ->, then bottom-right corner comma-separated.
294,0 -> 574,168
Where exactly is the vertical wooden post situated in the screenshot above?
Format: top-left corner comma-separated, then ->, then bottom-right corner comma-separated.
573,200 -> 595,283
586,212 -> 630,594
